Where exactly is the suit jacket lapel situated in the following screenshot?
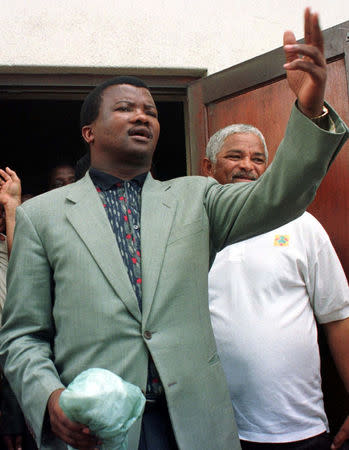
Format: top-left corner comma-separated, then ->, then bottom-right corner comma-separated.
65,174 -> 142,323
141,174 -> 177,324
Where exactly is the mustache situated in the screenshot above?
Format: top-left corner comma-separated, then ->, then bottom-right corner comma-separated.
231,171 -> 258,181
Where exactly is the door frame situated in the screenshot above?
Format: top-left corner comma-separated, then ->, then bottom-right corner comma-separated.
0,69 -> 206,177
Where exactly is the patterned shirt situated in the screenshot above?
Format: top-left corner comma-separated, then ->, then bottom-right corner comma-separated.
89,168 -> 163,399
90,168 -> 144,309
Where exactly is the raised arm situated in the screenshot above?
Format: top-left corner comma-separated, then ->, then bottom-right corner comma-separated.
206,9 -> 348,253
0,168 -> 22,256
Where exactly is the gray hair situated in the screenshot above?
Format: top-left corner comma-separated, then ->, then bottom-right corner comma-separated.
206,124 -> 268,164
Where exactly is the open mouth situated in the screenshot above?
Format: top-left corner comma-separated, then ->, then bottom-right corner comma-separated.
128,127 -> 152,140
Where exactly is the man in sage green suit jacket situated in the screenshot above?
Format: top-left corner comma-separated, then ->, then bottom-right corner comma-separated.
0,11 -> 348,450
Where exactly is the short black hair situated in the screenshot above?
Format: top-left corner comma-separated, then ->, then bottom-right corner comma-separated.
80,76 -> 149,131
75,151 -> 91,180
48,163 -> 75,189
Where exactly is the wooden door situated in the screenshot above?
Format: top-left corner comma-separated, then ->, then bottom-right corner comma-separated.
188,21 -> 349,434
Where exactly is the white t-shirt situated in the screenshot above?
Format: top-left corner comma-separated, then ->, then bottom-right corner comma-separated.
209,213 -> 349,443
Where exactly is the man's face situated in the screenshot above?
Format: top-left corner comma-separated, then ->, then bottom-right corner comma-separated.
49,165 -> 76,190
207,133 -> 267,184
85,84 -> 160,168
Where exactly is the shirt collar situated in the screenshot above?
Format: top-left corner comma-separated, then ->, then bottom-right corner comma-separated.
89,168 -> 147,191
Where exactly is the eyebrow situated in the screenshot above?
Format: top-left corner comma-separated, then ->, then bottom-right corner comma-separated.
114,100 -> 157,109
225,150 -> 266,159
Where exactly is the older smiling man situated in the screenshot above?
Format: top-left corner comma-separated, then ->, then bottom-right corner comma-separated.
204,124 -> 349,450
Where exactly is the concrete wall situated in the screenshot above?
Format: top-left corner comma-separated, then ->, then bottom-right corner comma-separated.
1,0 -> 348,75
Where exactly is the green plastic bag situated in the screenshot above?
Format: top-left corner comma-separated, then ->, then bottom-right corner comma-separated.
59,368 -> 146,450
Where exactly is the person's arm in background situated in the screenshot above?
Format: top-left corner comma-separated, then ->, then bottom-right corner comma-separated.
305,214 -> 349,450
0,168 -> 22,257
0,169 -> 25,449
323,319 -> 349,449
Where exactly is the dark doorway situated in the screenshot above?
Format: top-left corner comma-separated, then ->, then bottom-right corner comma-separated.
0,99 -> 186,195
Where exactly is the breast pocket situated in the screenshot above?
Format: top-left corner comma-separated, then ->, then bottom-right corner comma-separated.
167,219 -> 203,246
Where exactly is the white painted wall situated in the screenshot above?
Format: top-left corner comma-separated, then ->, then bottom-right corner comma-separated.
0,0 -> 348,75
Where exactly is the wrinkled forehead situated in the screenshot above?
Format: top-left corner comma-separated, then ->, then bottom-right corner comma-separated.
221,132 -> 266,154
53,166 -> 75,177
102,83 -> 155,107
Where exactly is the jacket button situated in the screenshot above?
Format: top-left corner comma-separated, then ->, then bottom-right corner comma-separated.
143,331 -> 152,340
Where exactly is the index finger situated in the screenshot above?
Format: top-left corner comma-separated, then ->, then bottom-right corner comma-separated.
0,169 -> 10,181
58,409 -> 88,432
304,7 -> 312,45
310,12 -> 324,55
53,415 -> 99,447
283,30 -> 297,64
5,167 -> 20,181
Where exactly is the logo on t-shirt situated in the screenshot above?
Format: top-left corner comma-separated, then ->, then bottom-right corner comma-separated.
274,235 -> 289,247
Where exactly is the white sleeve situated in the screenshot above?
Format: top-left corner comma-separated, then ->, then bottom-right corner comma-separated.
306,217 -> 349,323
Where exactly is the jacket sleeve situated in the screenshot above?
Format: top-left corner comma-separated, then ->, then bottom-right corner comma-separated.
0,206 -> 65,448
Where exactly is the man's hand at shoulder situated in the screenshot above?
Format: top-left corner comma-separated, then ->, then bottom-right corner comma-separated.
47,389 -> 101,449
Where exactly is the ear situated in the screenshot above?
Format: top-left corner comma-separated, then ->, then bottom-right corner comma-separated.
202,157 -> 215,177
81,125 -> 94,145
